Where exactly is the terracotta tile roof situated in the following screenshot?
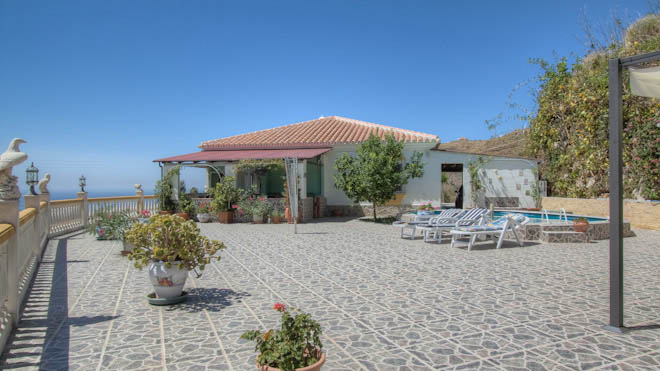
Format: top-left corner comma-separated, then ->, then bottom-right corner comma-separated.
199,116 -> 439,150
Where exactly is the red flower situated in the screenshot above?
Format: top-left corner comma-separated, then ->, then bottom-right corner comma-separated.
273,303 -> 286,312
232,204 -> 238,209
259,197 -> 265,201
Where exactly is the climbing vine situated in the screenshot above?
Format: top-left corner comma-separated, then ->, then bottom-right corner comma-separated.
526,14 -> 660,200
234,159 -> 284,173
467,156 -> 489,205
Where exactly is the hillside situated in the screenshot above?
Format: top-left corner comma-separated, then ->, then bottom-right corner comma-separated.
436,129 -> 528,158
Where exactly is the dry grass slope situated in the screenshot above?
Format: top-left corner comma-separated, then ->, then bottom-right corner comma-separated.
436,129 -> 528,158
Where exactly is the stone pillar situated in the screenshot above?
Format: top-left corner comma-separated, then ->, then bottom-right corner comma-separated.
39,193 -> 50,233
78,191 -> 88,228
0,199 -> 19,325
24,194 -> 41,263
137,189 -> 144,213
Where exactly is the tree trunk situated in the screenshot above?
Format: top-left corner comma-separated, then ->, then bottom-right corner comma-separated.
373,202 -> 377,221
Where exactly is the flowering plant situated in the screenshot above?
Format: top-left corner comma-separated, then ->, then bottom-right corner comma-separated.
197,201 -> 211,214
241,303 -> 323,371
88,209 -> 137,240
237,196 -> 273,217
140,210 -> 151,218
417,202 -> 435,211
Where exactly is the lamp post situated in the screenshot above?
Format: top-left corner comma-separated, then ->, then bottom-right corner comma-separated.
26,162 -> 39,195
79,175 -> 86,192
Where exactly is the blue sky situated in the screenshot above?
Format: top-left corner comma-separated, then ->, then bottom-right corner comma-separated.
0,0 -> 651,195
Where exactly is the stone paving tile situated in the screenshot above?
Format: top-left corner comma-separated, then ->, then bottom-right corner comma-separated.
404,340 -> 480,369
2,222 -> 660,370
488,350 -> 573,370
533,340 -> 616,370
450,330 -> 523,358
613,351 -> 660,370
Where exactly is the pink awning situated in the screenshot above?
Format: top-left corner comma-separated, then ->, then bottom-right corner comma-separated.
154,147 -> 331,163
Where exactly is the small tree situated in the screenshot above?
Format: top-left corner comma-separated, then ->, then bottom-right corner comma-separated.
334,133 -> 425,221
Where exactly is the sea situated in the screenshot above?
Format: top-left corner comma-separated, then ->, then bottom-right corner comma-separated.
18,189 -> 154,210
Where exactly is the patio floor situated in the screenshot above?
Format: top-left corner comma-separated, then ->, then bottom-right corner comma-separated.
2,218 -> 660,370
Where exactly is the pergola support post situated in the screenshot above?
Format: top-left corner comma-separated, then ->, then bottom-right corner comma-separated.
605,57 -> 625,334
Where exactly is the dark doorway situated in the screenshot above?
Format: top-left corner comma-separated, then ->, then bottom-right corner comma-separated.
441,164 -> 463,206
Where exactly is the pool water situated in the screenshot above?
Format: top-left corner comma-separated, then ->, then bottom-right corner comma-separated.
493,211 -> 607,223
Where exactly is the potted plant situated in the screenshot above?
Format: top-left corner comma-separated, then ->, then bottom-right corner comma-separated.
88,209 -> 135,240
125,215 -> 224,299
238,195 -> 272,224
573,217 -> 589,233
155,167 -> 179,214
138,210 -> 151,224
177,196 -> 195,221
197,201 -> 211,223
212,176 -> 243,224
271,209 -> 283,224
242,303 -> 325,371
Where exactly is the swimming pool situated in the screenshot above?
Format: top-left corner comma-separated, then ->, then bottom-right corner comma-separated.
493,210 -> 608,223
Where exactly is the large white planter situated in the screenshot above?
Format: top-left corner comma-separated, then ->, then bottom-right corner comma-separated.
148,261 -> 188,299
197,213 -> 210,223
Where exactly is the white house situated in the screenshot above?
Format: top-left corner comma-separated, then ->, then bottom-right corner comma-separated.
154,116 -> 538,220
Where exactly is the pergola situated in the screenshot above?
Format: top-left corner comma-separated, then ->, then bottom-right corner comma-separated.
607,49 -> 660,333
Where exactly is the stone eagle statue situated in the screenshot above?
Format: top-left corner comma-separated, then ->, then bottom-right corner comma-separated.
0,138 -> 28,200
38,173 -> 51,194
134,184 -> 143,192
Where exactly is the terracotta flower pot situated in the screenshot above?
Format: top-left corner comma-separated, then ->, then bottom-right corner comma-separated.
271,215 -> 282,224
218,211 -> 233,224
176,212 -> 189,220
256,351 -> 325,371
574,220 -> 589,233
159,210 -> 174,215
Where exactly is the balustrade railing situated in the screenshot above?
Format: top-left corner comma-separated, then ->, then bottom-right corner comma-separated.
49,199 -> 83,237
0,189 -> 159,351
0,193 -> 50,352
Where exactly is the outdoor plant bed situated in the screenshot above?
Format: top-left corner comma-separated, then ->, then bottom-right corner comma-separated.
242,303 -> 324,371
125,215 -> 225,300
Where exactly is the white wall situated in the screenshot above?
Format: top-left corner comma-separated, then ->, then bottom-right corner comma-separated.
323,146 -> 538,208
322,143 -> 440,206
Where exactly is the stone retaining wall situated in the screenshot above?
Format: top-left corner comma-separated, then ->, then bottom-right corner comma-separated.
327,204 -> 413,218
542,197 -> 660,230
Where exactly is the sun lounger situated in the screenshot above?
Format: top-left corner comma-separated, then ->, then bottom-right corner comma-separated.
392,208 -> 464,240
449,214 -> 529,251
417,208 -> 489,243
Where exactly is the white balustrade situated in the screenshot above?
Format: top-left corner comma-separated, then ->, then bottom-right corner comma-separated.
49,200 -> 83,237
0,193 -> 51,352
